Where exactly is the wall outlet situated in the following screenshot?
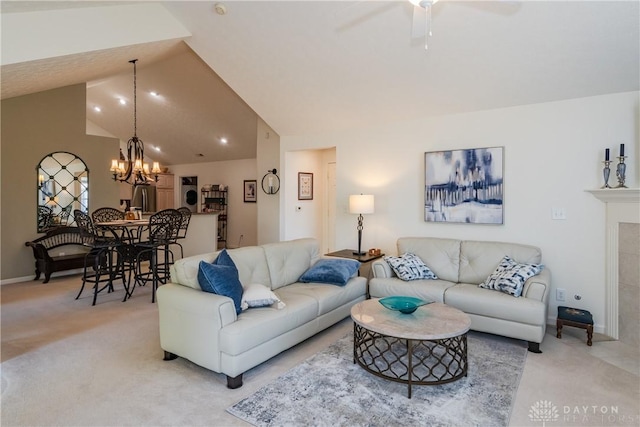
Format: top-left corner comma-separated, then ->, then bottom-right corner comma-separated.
556,288 -> 566,301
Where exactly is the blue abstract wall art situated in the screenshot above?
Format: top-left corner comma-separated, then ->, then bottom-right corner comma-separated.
424,146 -> 504,224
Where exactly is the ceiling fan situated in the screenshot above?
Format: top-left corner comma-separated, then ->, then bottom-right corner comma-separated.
336,0 -> 520,50
409,0 -> 439,50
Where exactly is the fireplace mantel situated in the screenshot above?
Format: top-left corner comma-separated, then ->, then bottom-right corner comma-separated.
587,188 -> 640,203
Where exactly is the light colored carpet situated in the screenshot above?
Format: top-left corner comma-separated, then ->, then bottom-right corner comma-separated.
228,332 -> 527,427
1,275 -> 638,426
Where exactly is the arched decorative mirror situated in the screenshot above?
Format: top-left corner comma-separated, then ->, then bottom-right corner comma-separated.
36,151 -> 89,232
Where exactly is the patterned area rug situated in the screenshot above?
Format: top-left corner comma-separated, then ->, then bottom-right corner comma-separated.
227,331 -> 527,427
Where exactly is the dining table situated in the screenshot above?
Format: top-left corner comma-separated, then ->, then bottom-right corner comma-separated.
94,219 -> 150,301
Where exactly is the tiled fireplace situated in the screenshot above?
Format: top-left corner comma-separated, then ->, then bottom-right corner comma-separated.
589,189 -> 640,343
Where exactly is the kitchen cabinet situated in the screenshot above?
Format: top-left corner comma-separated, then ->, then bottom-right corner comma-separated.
155,173 -> 174,210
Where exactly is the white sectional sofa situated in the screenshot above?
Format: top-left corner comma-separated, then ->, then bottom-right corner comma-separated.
370,237 -> 551,352
157,238 -> 366,388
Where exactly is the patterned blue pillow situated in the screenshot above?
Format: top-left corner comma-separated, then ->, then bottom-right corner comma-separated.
384,253 -> 438,281
197,250 -> 243,314
299,258 -> 360,286
479,255 -> 544,297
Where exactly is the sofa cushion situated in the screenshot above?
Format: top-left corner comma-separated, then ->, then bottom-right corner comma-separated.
397,237 -> 461,283
283,277 -> 367,316
444,283 -> 546,325
263,238 -> 320,290
226,246 -> 272,288
368,277 -> 456,303
384,253 -> 437,281
170,251 -> 219,290
197,259 -> 243,314
479,255 -> 544,297
241,283 -> 285,310
219,292 -> 319,355
459,240 -> 542,285
299,258 -> 360,286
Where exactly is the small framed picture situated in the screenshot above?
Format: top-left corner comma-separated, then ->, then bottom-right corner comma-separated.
298,172 -> 313,200
244,180 -> 257,203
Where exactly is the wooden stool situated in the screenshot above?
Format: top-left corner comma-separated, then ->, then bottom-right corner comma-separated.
556,306 -> 593,346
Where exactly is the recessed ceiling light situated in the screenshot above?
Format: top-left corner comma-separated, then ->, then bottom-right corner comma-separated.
220,137 -> 228,144
153,146 -> 161,152
150,91 -> 160,97
119,98 -> 126,105
94,106 -> 101,112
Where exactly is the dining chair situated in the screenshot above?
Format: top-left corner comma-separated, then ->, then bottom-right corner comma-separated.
38,205 -> 54,230
58,205 -> 72,226
91,206 -> 136,245
91,207 -> 125,223
131,209 -> 182,303
73,210 -> 125,305
170,207 -> 192,259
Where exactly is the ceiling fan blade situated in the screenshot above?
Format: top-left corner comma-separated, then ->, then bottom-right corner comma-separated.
411,4 -> 426,39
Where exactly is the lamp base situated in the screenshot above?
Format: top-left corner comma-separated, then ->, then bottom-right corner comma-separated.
352,251 -> 367,256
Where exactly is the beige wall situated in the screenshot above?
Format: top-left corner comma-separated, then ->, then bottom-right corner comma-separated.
257,118 -> 280,245
1,84 -> 120,281
169,158 -> 258,248
281,91 -> 639,333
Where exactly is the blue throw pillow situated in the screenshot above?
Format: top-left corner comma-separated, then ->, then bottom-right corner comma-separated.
197,250 -> 243,314
213,248 -> 235,267
299,258 -> 361,286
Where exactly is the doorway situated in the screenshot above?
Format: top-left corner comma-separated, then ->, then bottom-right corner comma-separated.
180,176 -> 198,212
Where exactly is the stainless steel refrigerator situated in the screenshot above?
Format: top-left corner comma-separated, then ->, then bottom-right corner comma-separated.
132,184 -> 157,213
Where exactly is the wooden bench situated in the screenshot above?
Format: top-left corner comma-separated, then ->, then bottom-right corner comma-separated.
25,227 -> 95,283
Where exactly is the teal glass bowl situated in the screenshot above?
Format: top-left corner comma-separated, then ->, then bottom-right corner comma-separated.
378,296 -> 430,314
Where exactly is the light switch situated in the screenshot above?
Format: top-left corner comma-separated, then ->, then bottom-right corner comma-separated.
551,207 -> 566,220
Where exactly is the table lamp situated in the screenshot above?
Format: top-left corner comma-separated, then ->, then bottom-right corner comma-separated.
349,194 -> 374,256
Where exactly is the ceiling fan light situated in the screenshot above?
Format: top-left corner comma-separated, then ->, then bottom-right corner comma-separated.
409,0 -> 436,8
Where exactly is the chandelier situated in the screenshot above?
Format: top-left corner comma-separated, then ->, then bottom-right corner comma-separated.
110,59 -> 161,185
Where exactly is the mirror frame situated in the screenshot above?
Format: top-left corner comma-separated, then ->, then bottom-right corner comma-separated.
36,151 -> 89,232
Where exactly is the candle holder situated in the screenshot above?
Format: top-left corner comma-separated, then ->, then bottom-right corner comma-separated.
601,160 -> 612,188
261,168 -> 280,194
615,156 -> 627,188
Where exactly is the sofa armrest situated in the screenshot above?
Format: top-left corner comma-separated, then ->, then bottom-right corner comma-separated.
157,283 -> 237,373
522,268 -> 551,303
372,260 -> 395,279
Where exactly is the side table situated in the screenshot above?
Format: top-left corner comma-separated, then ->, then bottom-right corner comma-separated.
325,249 -> 384,298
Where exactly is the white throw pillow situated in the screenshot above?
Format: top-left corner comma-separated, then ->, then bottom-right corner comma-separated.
479,255 -> 544,297
384,253 -> 438,281
241,283 -> 286,310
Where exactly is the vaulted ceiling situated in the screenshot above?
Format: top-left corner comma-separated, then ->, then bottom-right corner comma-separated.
2,1 -> 639,166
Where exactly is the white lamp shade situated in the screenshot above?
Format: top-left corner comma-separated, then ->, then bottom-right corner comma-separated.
349,194 -> 374,214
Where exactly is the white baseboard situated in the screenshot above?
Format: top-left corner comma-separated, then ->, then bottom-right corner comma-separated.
0,268 -> 84,286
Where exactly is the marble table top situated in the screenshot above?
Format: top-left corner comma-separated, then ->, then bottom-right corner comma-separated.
351,299 -> 471,340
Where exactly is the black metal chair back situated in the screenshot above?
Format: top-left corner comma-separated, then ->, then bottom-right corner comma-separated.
73,209 -> 97,239
176,207 -> 192,239
92,207 -> 125,223
59,205 -> 72,225
148,209 -> 182,244
38,205 -> 53,230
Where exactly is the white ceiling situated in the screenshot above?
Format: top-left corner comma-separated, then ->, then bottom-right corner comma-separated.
2,1 -> 639,166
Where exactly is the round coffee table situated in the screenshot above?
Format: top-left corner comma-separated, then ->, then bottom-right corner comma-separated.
351,299 -> 471,398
